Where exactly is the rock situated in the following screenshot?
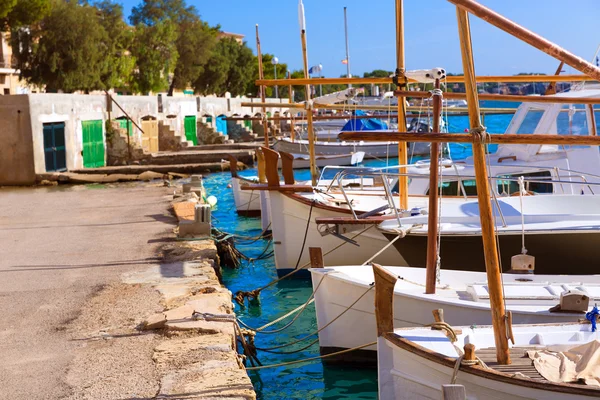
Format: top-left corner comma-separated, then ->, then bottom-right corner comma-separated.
164,319 -> 235,336
138,171 -> 165,181
142,312 -> 167,330
172,201 -> 196,221
162,241 -> 218,264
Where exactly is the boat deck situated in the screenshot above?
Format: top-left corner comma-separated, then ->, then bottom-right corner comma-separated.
478,346 -> 546,381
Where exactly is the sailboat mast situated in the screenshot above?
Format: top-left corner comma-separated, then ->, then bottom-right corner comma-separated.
395,0 -> 409,210
256,25 -> 270,148
425,79 -> 442,294
344,7 -> 352,87
299,0 -> 318,186
455,8 -> 510,365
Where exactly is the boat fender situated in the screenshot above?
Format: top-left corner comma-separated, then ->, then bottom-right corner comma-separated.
549,290 -> 589,313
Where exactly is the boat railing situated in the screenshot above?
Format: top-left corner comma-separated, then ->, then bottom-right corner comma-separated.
317,164 -> 600,226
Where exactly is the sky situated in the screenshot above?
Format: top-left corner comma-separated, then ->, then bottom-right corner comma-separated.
119,0 -> 600,78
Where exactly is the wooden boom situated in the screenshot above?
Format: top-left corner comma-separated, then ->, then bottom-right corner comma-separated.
337,131 -> 600,146
394,90 -> 600,105
256,74 -> 595,87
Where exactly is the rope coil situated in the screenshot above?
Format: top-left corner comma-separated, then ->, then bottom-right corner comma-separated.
470,125 -> 488,144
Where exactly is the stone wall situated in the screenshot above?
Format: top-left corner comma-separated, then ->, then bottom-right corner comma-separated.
0,95 -> 35,185
105,121 -> 149,166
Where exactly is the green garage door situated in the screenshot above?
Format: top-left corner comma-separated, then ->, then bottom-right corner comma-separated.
82,120 -> 105,168
184,115 -> 197,145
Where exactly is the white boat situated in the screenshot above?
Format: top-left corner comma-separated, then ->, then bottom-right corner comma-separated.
230,174 -> 261,217
276,151 -> 365,169
310,263 -> 600,360
373,265 -> 600,400
273,137 -> 400,159
378,194 -> 600,275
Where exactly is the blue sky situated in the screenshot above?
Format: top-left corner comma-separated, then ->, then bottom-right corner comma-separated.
119,0 -> 600,77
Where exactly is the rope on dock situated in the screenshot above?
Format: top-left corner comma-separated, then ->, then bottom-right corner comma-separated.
244,341 -> 377,371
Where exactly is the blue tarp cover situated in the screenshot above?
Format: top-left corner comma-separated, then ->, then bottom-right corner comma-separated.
341,110 -> 388,131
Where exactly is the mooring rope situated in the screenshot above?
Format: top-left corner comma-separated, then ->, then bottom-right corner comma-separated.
255,283 -> 374,352
237,276 -> 324,334
244,341 -> 377,371
234,225 -> 375,306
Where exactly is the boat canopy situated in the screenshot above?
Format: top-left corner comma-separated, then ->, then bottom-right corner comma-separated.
341,110 -> 388,131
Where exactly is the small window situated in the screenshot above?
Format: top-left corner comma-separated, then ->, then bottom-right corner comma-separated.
556,104 -> 588,135
496,171 -> 553,195
426,180 -> 477,196
516,109 -> 544,134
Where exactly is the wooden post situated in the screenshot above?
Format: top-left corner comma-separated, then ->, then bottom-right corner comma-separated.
299,0 -> 318,186
449,0 -> 600,81
395,0 -> 409,210
288,71 -> 296,142
256,25 -> 270,148
456,7 -> 510,365
425,79 -> 442,294
309,247 -> 324,268
261,146 -> 281,187
372,263 -> 397,336
279,151 -> 295,185
442,384 -> 467,400
226,155 -> 238,178
256,148 -> 267,184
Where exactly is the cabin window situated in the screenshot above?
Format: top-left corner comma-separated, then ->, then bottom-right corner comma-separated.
496,171 -> 553,195
516,109 -> 544,134
426,179 -> 477,196
556,104 -> 588,135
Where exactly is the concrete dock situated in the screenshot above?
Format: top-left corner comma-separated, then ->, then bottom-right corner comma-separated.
0,183 -> 255,399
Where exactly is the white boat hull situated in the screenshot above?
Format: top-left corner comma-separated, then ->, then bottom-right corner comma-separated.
379,334 -> 598,400
276,151 -> 365,169
231,176 -> 261,216
273,138 -> 403,159
310,265 -> 600,359
267,190 -> 402,277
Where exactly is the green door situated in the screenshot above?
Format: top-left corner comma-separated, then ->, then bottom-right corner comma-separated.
43,122 -> 67,172
184,116 -> 197,145
117,118 -> 133,136
82,120 -> 105,168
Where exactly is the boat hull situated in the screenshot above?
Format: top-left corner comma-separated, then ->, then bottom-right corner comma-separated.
268,191 -> 402,278
383,231 -> 600,275
378,335 -> 596,400
231,177 -> 261,216
273,138 -> 403,159
310,266 -> 591,365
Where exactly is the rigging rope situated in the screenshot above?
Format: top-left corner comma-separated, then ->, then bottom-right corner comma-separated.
517,176 -> 528,255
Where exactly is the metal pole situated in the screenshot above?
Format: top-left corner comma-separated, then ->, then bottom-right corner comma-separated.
344,6 -> 351,87
274,64 -> 279,98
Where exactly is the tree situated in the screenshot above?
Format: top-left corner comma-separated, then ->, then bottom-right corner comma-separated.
11,1 -> 115,92
95,1 -> 135,90
130,0 -> 217,95
129,21 -> 178,93
193,38 -> 254,96
1,0 -> 51,29
168,18 -> 217,95
246,53 -> 288,98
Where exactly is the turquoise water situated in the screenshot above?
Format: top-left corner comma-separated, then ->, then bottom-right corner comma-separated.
203,111 -> 514,399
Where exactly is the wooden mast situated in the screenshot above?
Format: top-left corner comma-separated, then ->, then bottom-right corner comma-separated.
288,71 -> 296,142
425,79 -> 442,294
456,7 -> 510,365
299,0 -> 318,186
255,24 -> 270,148
545,62 -> 565,95
449,0 -> 600,82
395,0 -> 409,210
